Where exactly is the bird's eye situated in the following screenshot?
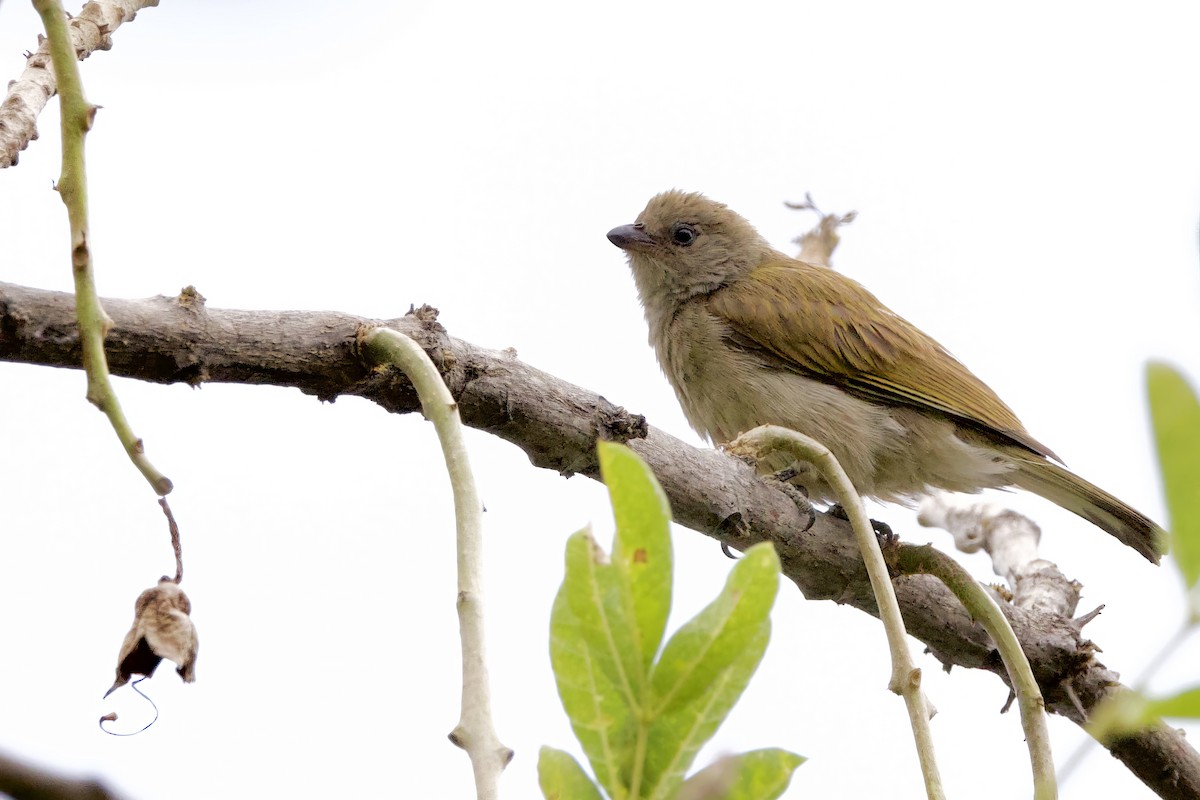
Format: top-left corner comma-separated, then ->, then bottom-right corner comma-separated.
671,224 -> 697,246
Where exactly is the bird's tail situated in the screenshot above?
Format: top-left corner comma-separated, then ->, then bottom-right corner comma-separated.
1010,457 -> 1165,563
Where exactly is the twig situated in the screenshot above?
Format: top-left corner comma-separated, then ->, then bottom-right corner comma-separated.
0,748 -> 129,800
1058,624 -> 1196,786
358,325 -> 512,800
785,193 -> 858,268
918,495 -> 1080,617
1,0 -> 160,168
33,0 -> 172,496
727,424 -> 944,800
159,497 -> 184,583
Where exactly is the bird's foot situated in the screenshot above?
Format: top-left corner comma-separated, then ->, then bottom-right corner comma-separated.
719,467 -> 816,560
825,503 -> 897,549
715,511 -> 748,560
763,468 -> 816,532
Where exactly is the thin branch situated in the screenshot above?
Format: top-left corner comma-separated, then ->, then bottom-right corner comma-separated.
159,497 -> 183,583
0,748 -> 128,800
33,0 -> 172,495
359,325 -> 513,800
785,193 -> 857,268
1,282 -> 1197,800
728,425 -> 944,799
1,0 -> 159,168
919,495 -> 1082,618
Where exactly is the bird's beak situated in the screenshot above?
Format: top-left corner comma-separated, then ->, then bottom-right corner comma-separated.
607,224 -> 655,250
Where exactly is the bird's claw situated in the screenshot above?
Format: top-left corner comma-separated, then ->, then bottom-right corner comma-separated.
771,466 -> 803,489
872,519 -> 897,549
764,470 -> 816,532
825,503 -> 897,549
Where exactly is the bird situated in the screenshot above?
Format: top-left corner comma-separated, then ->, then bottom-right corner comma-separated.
607,189 -> 1164,563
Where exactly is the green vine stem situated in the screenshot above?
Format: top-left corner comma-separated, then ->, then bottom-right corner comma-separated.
727,424 -> 945,800
896,545 -> 1056,799
359,325 -> 512,800
34,0 -> 172,495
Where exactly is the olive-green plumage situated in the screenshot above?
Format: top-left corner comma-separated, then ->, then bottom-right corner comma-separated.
608,190 -> 1164,563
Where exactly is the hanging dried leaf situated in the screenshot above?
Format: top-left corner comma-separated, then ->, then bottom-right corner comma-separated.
105,578 -> 198,698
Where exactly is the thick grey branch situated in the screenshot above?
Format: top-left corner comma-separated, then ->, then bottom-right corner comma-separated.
1,280 -> 1196,800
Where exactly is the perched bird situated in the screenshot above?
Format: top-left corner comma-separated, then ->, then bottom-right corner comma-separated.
608,190 -> 1164,563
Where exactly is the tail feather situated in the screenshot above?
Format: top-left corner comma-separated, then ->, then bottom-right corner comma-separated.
1010,458 -> 1166,564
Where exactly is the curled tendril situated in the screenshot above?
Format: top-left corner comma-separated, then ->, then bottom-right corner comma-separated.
99,677 -> 159,736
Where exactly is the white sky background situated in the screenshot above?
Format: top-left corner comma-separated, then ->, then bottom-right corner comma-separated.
1,2 -> 1199,798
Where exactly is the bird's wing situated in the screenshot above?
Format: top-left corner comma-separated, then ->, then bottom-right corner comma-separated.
709,262 -> 1059,460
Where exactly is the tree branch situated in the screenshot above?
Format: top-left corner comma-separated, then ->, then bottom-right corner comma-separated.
0,0 -> 160,168
0,748 -> 128,800
2,280 -> 1197,799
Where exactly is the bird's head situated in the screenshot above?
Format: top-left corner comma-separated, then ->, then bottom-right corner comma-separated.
608,190 -> 774,309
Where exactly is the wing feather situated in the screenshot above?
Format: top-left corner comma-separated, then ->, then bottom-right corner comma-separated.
709,262 -> 1059,461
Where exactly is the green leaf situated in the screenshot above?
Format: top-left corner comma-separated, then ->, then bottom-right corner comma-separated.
680,749 -> 805,800
649,543 -> 780,714
640,543 -> 781,798
548,456 -> 786,800
1147,362 -> 1200,588
1087,690 -> 1147,743
538,746 -> 605,800
1147,685 -> 1200,720
644,624 -> 770,800
720,748 -> 806,800
563,527 -> 646,710
550,575 -> 635,799
1090,685 -> 1200,743
599,441 -> 673,673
